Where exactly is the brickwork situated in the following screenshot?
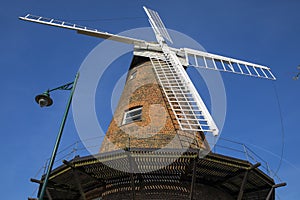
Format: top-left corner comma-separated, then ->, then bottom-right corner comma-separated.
100,56 -> 209,152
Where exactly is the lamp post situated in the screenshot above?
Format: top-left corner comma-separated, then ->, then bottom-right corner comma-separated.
35,73 -> 79,200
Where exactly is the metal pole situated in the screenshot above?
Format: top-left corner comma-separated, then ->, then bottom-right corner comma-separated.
38,73 -> 79,200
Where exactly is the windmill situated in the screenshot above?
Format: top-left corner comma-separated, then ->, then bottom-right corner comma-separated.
21,6 -> 283,200
20,7 -> 275,148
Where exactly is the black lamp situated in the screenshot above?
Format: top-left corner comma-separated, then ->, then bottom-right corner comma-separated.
35,91 -> 53,107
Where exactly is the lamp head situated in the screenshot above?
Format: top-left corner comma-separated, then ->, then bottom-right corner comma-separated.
35,91 -> 53,107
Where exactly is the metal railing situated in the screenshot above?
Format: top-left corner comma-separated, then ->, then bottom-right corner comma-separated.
35,135 -> 282,180
210,137 -> 282,182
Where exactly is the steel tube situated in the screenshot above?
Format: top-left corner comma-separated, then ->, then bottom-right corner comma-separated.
38,73 -> 79,200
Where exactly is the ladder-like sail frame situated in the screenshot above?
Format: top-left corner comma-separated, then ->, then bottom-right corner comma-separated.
19,14 -> 146,45
150,54 -> 219,136
183,48 -> 276,80
143,6 -> 173,44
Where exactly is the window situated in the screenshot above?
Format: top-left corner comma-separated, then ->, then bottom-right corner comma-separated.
122,106 -> 142,125
129,70 -> 137,80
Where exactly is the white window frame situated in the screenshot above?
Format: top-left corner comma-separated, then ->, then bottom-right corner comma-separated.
122,106 -> 142,125
129,70 -> 137,80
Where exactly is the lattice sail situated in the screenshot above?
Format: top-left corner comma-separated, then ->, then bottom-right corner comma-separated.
143,6 -> 173,44
183,48 -> 276,80
19,14 -> 146,45
150,53 -> 219,136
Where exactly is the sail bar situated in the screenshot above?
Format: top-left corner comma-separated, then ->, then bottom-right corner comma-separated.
143,6 -> 173,44
19,14 -> 147,45
183,48 -> 276,80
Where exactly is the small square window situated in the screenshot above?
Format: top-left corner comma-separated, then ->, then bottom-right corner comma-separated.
129,70 -> 137,80
122,106 -> 142,125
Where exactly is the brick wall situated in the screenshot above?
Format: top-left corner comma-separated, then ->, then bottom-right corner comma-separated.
100,56 -> 209,152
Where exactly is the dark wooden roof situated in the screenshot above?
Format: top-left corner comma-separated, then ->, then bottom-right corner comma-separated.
36,149 -> 275,200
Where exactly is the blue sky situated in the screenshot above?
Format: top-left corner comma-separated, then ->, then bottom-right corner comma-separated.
1,0 -> 300,199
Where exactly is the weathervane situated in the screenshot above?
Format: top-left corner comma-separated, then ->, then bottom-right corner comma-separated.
293,65 -> 300,80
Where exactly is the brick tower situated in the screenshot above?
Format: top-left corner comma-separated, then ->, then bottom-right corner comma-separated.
100,55 -> 209,153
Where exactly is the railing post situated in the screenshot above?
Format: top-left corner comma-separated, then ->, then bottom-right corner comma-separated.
243,144 -> 249,161
73,141 -> 78,158
43,159 -> 49,174
128,137 -> 131,151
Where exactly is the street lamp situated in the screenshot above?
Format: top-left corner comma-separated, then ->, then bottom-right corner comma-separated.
35,73 -> 79,200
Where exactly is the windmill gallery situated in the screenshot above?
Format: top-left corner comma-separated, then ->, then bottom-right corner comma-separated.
21,6 -> 285,200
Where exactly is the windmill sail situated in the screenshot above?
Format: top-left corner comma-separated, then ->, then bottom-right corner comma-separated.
19,14 -> 147,45
143,6 -> 173,44
150,53 -> 219,136
183,48 -> 276,80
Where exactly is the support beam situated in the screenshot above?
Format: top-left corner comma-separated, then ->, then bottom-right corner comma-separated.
265,183 -> 287,200
45,189 -> 53,200
214,168 -> 246,185
72,168 -> 87,200
30,178 -> 62,199
237,171 -> 249,200
30,178 -> 46,198
30,178 -> 78,194
63,160 -> 105,185
127,152 -> 136,200
189,155 -> 197,200
237,163 -> 261,200
63,160 -> 107,199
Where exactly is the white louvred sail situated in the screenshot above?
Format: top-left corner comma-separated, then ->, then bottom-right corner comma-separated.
143,6 -> 173,44
183,48 -> 276,80
149,54 -> 219,136
18,14 -> 148,45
